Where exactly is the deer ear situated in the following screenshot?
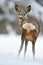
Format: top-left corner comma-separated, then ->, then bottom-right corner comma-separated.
25,5 -> 31,13
15,4 -> 21,13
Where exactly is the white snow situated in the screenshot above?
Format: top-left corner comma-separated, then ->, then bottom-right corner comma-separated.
22,23 -> 35,30
0,34 -> 43,65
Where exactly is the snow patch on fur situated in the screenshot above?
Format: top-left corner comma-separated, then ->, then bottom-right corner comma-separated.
22,23 -> 36,32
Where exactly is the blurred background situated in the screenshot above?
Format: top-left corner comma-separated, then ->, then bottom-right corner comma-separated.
0,0 -> 43,64
0,0 -> 43,35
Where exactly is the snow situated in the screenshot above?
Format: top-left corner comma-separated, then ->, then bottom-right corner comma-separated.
0,34 -> 43,65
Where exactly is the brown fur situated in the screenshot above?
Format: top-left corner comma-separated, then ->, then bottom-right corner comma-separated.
20,18 -> 40,58
15,4 -> 40,58
21,28 -> 37,41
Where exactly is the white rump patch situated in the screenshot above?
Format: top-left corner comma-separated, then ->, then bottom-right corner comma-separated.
22,23 -> 36,33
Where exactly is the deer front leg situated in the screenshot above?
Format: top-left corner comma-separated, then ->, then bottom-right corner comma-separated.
32,40 -> 36,59
17,39 -> 24,57
24,40 -> 28,58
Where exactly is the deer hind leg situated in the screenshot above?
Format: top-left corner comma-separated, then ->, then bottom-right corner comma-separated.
32,40 -> 36,59
17,39 -> 24,57
24,40 -> 28,58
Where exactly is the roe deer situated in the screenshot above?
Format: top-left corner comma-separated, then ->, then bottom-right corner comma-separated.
15,4 -> 40,58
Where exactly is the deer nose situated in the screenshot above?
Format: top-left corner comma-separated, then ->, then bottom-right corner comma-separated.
19,15 -> 23,19
19,17 -> 23,19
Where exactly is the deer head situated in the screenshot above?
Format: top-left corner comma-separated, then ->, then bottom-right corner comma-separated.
15,4 -> 31,26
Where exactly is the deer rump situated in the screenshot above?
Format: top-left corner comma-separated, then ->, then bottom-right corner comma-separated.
22,23 -> 36,32
22,23 -> 37,41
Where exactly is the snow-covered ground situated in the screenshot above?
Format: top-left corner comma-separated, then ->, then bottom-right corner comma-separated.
0,33 -> 43,65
